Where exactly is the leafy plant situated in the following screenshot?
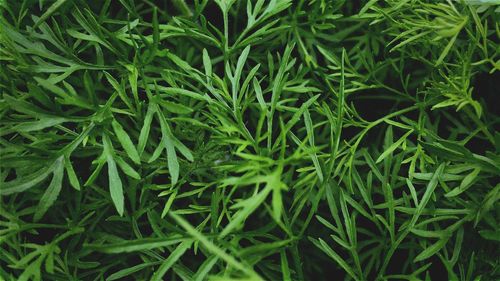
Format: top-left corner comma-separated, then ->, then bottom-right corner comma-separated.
1,0 -> 499,280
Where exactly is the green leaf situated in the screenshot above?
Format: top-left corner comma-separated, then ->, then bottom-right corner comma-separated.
160,100 -> 194,114
414,238 -> 449,262
339,190 -> 355,246
125,64 -> 139,105
154,85 -> 211,102
104,72 -> 133,110
170,212 -> 262,280
220,171 -> 281,238
312,238 -> 359,280
151,240 -> 193,281
111,119 -> 141,164
460,167 -> 481,190
14,117 -> 67,132
202,49 -> 212,78
410,164 -> 446,226
161,189 -> 178,218
173,137 -> 194,162
85,237 -> 186,253
231,45 -> 251,111
156,107 -> 183,185
359,0 -> 378,15
193,256 -> 219,281
103,135 -> 124,216
165,135 -> 180,185
272,178 -> 284,222
435,33 -> 459,66
0,162 -> 55,195
34,156 -> 65,221
253,77 -> 267,110
478,230 -> 500,242
115,156 -> 141,180
280,251 -> 292,281
64,156 -> 80,190
33,0 -> 69,29
284,94 -> 320,132
151,6 -> 159,55
138,102 -> 156,155
445,167 -> 481,197
304,108 -> 323,182
107,262 -> 161,281
376,129 -> 413,163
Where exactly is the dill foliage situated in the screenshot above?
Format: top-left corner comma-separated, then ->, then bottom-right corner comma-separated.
1,0 -> 499,280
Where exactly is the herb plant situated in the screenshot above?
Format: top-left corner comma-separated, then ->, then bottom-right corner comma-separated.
1,0 -> 499,280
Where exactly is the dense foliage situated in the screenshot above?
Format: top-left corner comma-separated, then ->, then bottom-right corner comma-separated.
1,0 -> 499,280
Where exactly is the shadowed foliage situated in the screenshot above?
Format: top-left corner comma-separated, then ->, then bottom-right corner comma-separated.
0,0 -> 499,280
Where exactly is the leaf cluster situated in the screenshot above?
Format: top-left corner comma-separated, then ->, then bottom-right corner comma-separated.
0,0 -> 499,280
